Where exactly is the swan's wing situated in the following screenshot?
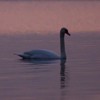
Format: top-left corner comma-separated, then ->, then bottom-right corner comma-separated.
17,49 -> 59,59
24,51 -> 33,56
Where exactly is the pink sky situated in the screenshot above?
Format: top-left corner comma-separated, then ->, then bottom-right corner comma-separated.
0,1 -> 100,34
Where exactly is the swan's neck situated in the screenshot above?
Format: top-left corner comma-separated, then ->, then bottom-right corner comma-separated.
60,33 -> 66,59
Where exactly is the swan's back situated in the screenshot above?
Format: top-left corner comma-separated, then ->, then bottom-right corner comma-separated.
19,49 -> 59,59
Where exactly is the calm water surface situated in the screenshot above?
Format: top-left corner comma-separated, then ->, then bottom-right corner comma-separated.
0,32 -> 100,100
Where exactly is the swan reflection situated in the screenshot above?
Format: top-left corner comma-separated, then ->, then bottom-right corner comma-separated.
60,59 -> 69,100
20,58 -> 69,89
19,58 -> 69,100
20,59 -> 58,65
60,59 -> 69,89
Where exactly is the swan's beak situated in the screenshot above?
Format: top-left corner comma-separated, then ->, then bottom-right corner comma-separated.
66,32 -> 71,36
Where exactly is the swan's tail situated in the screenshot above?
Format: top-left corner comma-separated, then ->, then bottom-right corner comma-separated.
14,53 -> 24,58
14,53 -> 31,59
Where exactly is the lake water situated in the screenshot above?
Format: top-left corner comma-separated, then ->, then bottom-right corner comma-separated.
0,32 -> 100,100
0,1 -> 100,100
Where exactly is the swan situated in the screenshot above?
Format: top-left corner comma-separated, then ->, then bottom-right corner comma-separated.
17,27 -> 70,60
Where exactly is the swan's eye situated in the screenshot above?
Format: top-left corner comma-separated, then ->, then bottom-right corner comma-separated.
61,29 -> 66,33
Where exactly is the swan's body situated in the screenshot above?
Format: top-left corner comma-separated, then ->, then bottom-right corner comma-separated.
19,49 -> 60,59
17,27 -> 70,60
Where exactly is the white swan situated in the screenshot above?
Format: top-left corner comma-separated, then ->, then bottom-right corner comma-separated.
17,27 -> 70,60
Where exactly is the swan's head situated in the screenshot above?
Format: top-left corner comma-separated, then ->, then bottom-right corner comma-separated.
60,27 -> 71,36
